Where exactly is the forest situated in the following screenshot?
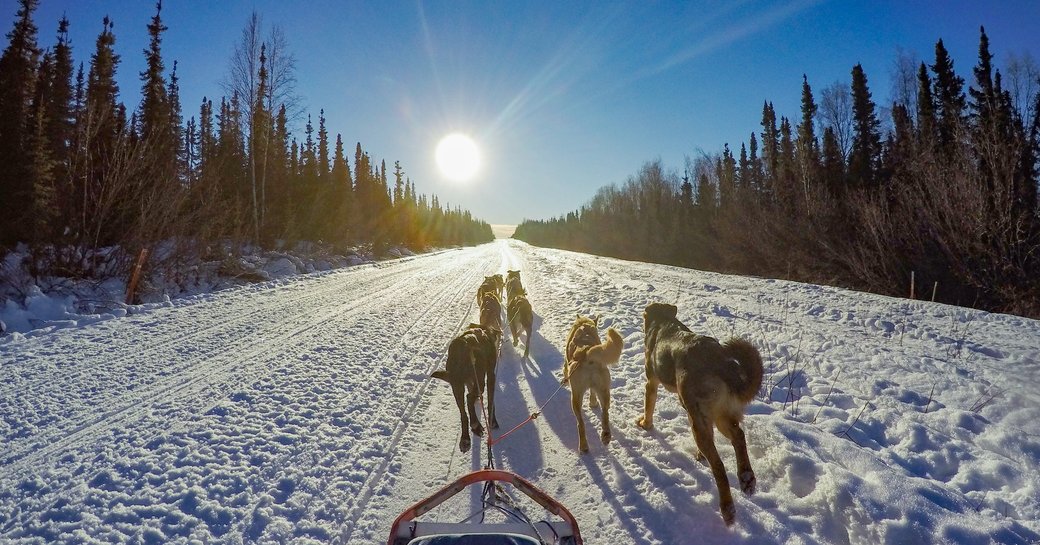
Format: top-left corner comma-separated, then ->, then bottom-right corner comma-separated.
0,0 -> 493,288
515,28 -> 1040,318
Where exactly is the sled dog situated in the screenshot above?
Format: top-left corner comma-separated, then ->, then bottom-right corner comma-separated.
505,270 -> 524,303
507,293 -> 534,358
477,275 -> 502,305
564,316 -> 622,453
637,302 -> 763,526
479,292 -> 504,332
432,324 -> 503,452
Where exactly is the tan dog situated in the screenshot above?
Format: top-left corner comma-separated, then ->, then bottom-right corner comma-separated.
507,293 -> 533,358
637,303 -> 763,526
564,316 -> 623,453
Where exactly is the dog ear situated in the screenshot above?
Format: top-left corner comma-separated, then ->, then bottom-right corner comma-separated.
431,370 -> 450,382
592,315 -> 599,326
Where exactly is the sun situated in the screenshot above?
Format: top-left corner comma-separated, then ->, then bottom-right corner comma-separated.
435,133 -> 481,182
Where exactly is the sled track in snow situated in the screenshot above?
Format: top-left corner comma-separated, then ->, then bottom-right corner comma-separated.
0,254 -> 477,478
240,252 -> 492,541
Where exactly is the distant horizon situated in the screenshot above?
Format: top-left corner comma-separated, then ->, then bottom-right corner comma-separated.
490,224 -> 517,239
8,1 -> 1039,225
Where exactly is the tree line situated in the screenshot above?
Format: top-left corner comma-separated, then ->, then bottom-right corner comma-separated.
0,0 -> 493,282
516,28 -> 1040,317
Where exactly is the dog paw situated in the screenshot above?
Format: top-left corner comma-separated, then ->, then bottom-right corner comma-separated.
491,419 -> 500,429
636,417 -> 653,430
740,470 -> 757,495
601,430 -> 611,444
471,424 -> 484,437
721,501 -> 736,526
460,437 -> 471,452
578,443 -> 589,454
513,339 -> 518,346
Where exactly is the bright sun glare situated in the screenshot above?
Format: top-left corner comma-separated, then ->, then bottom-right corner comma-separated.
435,133 -> 481,182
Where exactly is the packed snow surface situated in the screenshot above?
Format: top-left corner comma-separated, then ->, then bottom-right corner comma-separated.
1,240 -> 1038,544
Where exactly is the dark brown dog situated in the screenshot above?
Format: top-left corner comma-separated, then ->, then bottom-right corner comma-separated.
432,325 -> 502,452
477,275 -> 501,305
507,293 -> 533,358
637,302 -> 763,526
480,292 -> 503,332
505,270 -> 524,303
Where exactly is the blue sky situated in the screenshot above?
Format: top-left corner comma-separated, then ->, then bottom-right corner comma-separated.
8,1 -> 1040,225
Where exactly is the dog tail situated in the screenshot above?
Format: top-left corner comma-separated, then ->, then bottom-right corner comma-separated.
575,328 -> 624,366
724,337 -> 763,404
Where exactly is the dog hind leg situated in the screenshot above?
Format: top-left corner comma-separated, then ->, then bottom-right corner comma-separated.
690,409 -> 736,526
599,381 -> 611,445
452,383 -> 471,452
717,415 -> 756,495
466,388 -> 484,437
487,369 -> 499,429
571,387 -> 589,453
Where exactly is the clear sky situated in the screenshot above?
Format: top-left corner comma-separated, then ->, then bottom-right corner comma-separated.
7,1 -> 1039,226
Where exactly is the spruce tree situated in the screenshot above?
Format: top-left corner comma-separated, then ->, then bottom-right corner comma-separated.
317,109 -> 330,177
848,64 -> 882,188
45,16 -> 74,195
759,101 -> 779,194
916,62 -> 936,147
796,74 -> 819,210
26,51 -> 58,244
84,15 -> 123,245
138,0 -> 176,184
0,0 -> 41,244
931,39 -> 967,157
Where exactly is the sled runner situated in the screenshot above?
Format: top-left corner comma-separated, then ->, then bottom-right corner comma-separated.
388,469 -> 583,545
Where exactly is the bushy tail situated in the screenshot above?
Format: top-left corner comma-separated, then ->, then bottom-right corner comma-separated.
724,337 -> 763,404
576,327 -> 624,366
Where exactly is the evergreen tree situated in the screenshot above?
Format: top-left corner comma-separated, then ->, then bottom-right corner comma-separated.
916,62 -> 936,147
317,108 -> 330,177
820,127 -> 844,194
931,39 -> 967,156
138,0 -> 177,187
45,15 -> 74,196
759,101 -> 779,195
777,117 -> 797,207
848,64 -> 882,187
796,74 -> 819,210
84,15 -> 123,244
748,132 -> 762,191
0,0 -> 41,245
25,51 -> 58,243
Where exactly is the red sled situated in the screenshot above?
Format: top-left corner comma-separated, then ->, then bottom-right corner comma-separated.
388,469 -> 583,545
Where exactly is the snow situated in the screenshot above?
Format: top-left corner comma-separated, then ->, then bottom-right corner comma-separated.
1,239 -> 1039,544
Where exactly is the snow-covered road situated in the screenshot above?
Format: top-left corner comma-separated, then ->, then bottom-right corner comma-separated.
2,240 -> 1039,544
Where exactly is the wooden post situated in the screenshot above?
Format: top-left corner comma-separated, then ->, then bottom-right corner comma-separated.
125,248 -> 149,305
910,271 -> 915,300
931,281 -> 938,302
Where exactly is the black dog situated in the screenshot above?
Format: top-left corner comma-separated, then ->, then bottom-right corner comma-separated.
432,324 -> 502,452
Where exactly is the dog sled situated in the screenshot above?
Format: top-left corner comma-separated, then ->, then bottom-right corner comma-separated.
387,469 -> 583,545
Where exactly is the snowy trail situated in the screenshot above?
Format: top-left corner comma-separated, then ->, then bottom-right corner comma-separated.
2,240 -> 1039,544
